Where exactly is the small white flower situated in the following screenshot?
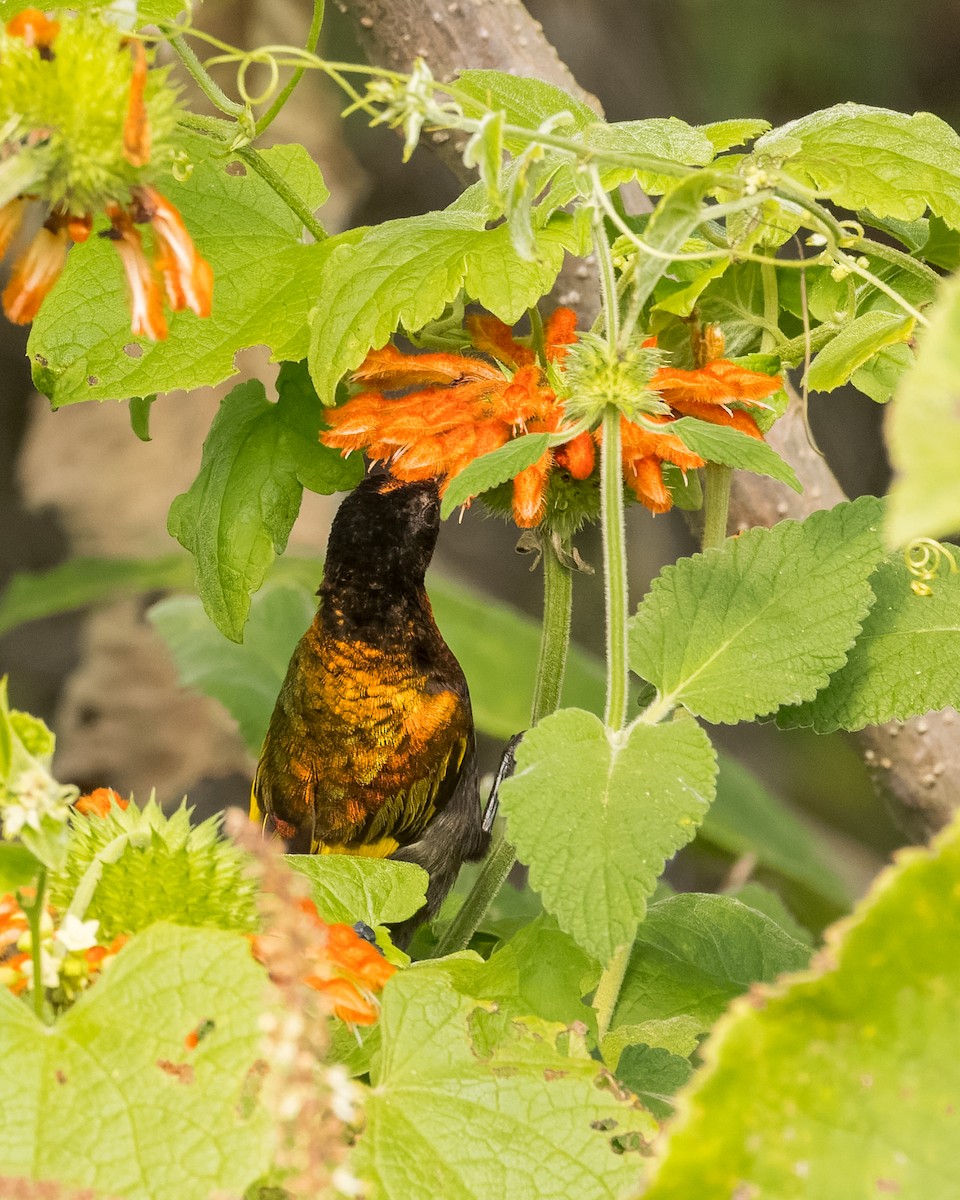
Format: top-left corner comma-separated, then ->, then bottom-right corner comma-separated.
331,1165 -> 366,1198
55,913 -> 100,953
21,947 -> 60,990
1,802 -> 28,840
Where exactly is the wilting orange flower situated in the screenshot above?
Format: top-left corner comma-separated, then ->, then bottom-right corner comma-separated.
74,788 -> 130,818
323,308 -> 590,528
251,897 -> 396,1026
0,10 -> 212,340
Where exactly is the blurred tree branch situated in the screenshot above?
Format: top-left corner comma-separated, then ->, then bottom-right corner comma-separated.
341,0 -> 957,842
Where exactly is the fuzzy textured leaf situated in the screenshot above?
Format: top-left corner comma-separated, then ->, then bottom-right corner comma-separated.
353,967 -> 655,1199
167,377 -> 360,641
584,118 -> 716,194
454,70 -> 597,147
886,271 -> 960,546
751,103 -> 960,228
630,496 -> 885,723
670,417 -> 800,490
440,434 -> 550,518
644,809 -> 960,1199
28,140 -> 330,405
499,710 -> 717,962
778,556 -> 960,732
286,855 -> 428,927
699,119 -> 771,152
0,924 -> 270,1199
807,310 -> 914,393
851,341 -> 914,403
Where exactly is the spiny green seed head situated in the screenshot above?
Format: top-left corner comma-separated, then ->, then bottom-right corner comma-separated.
0,12 -> 183,215
560,332 -> 668,427
49,798 -> 260,939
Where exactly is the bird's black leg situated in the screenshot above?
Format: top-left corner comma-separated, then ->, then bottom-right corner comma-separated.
481,732 -> 525,833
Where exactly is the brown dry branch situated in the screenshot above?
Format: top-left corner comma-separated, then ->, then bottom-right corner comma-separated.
224,809 -> 364,1200
342,0 -> 960,843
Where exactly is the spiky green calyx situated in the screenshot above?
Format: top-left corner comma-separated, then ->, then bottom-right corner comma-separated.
49,799 -> 259,939
0,11 -> 183,216
560,332 -> 668,427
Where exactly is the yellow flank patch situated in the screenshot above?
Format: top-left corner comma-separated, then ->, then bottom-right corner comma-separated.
315,836 -> 400,858
249,783 -> 262,823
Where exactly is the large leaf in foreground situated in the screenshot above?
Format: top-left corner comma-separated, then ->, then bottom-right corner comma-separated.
353,967 -> 654,1199
778,556 -> 960,732
0,924 -> 270,1200
28,140 -> 329,405
629,497 -> 885,723
286,855 -> 428,928
499,710 -> 717,962
886,271 -> 960,546
643,807 -> 960,1199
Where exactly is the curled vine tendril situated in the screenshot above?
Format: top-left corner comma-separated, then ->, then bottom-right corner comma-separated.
904,538 -> 959,596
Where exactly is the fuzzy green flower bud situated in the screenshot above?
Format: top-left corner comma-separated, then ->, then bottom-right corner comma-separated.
559,331 -> 669,427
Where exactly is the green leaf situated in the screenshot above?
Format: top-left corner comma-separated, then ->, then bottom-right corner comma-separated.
584,118 -> 716,194
778,556 -> 960,732
149,583 -> 316,753
700,756 -> 851,909
439,434 -> 550,519
886,271 -> 960,546
728,882 -> 814,946
0,556 -> 192,637
463,213 -> 583,321
499,709 -> 717,962
630,496 -> 886,723
611,893 -> 810,1037
0,924 -> 270,1199
807,310 -> 914,393
28,139 -> 330,405
167,377 -> 360,641
0,842 -> 40,891
697,261 -> 765,356
432,914 -> 600,1031
354,967 -> 656,1199
699,119 -> 771,152
286,855 -> 428,927
643,809 -> 960,1199
920,214 -> 960,270
751,103 -> 960,228
851,341 -> 914,403
615,1044 -> 692,1119
650,241 -> 729,318
129,394 -> 157,442
454,71 -> 597,147
669,417 -> 801,491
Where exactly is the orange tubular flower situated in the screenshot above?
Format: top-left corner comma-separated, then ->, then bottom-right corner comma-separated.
105,206 -> 168,341
74,787 -> 130,818
135,185 -> 213,319
2,221 -> 69,324
6,8 -> 60,53
323,308 -> 585,528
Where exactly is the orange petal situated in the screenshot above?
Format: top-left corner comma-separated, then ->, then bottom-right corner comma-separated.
107,213 -> 168,341
123,39 -> 151,167
544,306 -> 578,362
620,415 -> 704,473
75,788 -> 129,818
554,430 -> 595,479
467,313 -> 534,369
6,9 -> 59,50
0,199 -> 26,260
511,452 -> 552,527
66,212 -> 93,243
352,344 -> 501,388
136,185 -> 212,318
668,398 -> 764,439
2,223 -> 68,324
653,359 -> 782,408
626,457 -> 672,514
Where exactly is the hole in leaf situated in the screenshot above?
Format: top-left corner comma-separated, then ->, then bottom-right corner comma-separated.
87,375 -> 99,385
123,343 -> 143,358
226,160 -> 247,176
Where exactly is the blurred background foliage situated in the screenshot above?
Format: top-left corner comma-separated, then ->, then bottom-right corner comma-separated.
3,0 -> 955,926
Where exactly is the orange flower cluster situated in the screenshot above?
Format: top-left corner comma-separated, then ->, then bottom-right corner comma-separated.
252,898 -> 396,1026
324,308 -> 595,528
323,311 -> 782,522
0,892 -> 127,999
0,10 -> 212,338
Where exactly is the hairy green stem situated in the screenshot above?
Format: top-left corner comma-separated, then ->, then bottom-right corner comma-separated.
702,463 -> 733,551
594,942 -> 631,1043
166,32 -> 246,118
431,537 -> 574,958
601,407 -> 629,731
256,0 -> 326,135
760,261 -> 779,355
